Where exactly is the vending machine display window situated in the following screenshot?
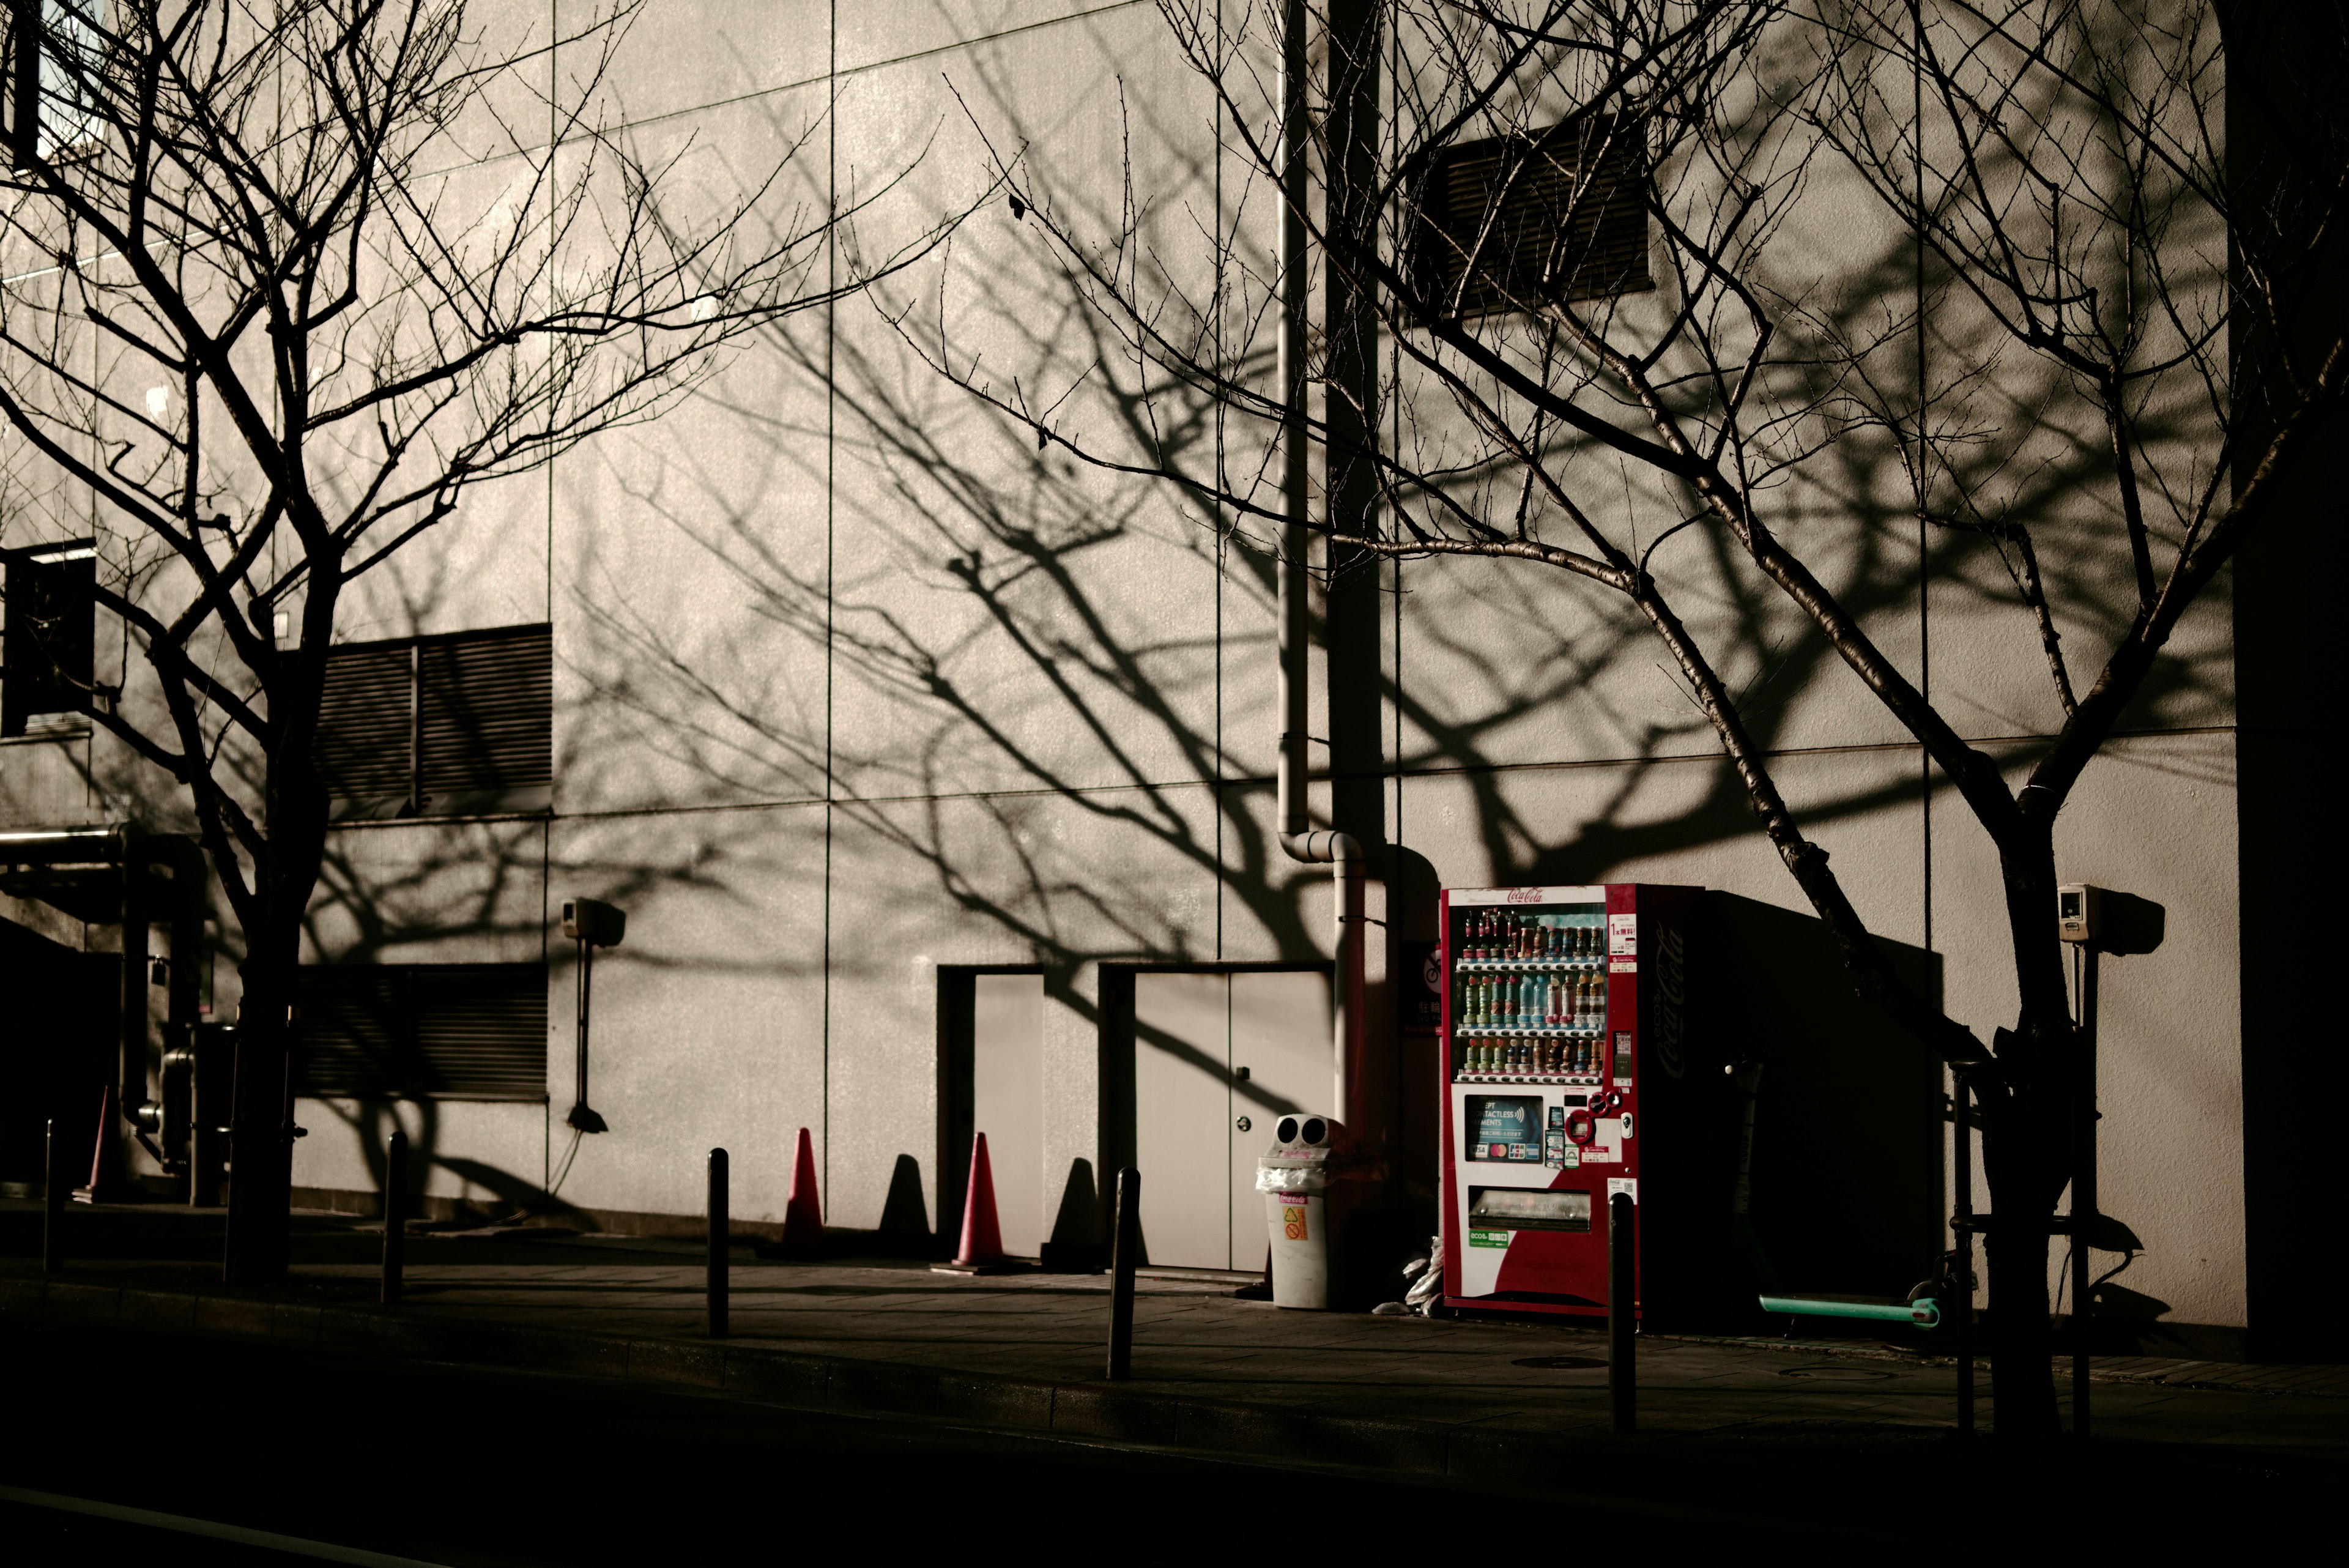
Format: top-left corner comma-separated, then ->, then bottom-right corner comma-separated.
1445,899 -> 1614,1085
1464,1094 -> 1545,1162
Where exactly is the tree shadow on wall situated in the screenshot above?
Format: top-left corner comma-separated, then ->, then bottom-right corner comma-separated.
565,28 -> 2213,1264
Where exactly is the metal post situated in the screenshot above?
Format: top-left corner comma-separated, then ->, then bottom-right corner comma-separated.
1105,1167 -> 1140,1380
1953,1069 -> 1975,1435
381,1128 -> 407,1305
42,1117 -> 65,1274
2072,949 -> 2098,1440
1608,1189 -> 1636,1433
707,1148 -> 729,1340
577,938 -> 592,1109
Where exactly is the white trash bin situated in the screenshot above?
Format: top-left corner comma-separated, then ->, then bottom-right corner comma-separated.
1257,1114 -> 1345,1309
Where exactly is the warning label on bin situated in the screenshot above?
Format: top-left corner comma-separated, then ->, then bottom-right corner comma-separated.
1282,1205 -> 1308,1241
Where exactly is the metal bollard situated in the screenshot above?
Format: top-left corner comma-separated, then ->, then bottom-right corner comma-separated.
382,1128 -> 407,1305
1953,1071 -> 1975,1436
707,1148 -> 729,1340
42,1117 -> 65,1274
1105,1167 -> 1140,1380
1608,1189 -> 1636,1433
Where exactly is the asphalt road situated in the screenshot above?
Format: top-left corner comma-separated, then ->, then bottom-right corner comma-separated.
0,1320 -> 2334,1564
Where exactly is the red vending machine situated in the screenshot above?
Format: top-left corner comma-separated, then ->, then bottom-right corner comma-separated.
1438,883 -> 1718,1323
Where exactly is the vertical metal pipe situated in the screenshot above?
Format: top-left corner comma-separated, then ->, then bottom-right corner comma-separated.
1105,1167 -> 1140,1380
1271,0 -> 1316,908
2073,951 -> 2098,1439
1953,1070 -> 1974,1434
1334,840 -> 1364,1128
1608,1189 -> 1636,1433
116,824 -> 149,1171
11,1 -> 42,166
381,1128 -> 406,1305
708,1147 -> 730,1339
42,1117 -> 64,1274
191,1025 -> 228,1208
1276,0 -> 1310,847
1271,0 -> 1369,1132
576,938 -> 592,1110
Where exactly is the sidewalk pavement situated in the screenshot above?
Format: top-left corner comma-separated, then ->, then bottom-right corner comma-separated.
4,1203 -> 2343,1482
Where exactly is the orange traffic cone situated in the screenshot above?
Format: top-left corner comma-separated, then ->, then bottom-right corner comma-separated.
777,1127 -> 824,1256
933,1132 -> 1019,1274
73,1086 -> 113,1204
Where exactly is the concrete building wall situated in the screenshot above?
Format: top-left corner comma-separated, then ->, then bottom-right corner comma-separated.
0,3 -> 2276,1348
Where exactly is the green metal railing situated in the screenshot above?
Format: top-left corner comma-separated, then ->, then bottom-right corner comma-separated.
1759,1293 -> 1940,1329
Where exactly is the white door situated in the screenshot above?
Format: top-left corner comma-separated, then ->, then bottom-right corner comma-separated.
1134,972 -> 1231,1269
1226,970 -> 1336,1266
971,973 -> 1044,1257
1133,969 -> 1334,1271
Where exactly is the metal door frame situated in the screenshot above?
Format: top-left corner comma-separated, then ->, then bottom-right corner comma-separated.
1099,960 -> 1334,1268
935,965 -> 1048,1256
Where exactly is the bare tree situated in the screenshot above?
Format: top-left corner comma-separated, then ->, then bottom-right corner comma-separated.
896,0 -> 2345,1435
0,0 -> 960,1279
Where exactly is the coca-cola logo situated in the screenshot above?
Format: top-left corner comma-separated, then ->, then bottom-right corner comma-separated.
1653,927 -> 1687,1078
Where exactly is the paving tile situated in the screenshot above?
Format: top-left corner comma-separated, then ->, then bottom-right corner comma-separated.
826,1356 -> 939,1416
629,1337 -> 729,1386
116,1287 -> 200,1332
1305,1412 -> 1449,1473
721,1348 -> 828,1406
1171,1399 -> 1313,1457
193,1294 -> 278,1337
936,1373 -> 1056,1428
1050,1385 -> 1182,1445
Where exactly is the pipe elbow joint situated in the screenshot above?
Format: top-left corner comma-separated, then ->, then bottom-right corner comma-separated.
1280,829 -> 1364,872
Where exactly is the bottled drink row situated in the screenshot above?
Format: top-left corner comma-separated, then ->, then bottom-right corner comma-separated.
1454,972 -> 1606,1031
1456,1038 -> 1605,1080
1457,910 -> 1604,963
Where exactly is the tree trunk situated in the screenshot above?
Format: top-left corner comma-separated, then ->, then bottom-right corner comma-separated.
221,925 -> 297,1285
1980,1085 -> 2068,1440
1978,832 -> 2077,1441
220,609 -> 336,1285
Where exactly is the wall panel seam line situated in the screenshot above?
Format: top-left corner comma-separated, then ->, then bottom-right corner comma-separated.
404,721 -> 2240,830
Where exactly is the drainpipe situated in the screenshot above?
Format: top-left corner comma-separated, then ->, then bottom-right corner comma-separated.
1277,0 -> 1368,1134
